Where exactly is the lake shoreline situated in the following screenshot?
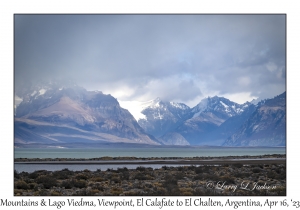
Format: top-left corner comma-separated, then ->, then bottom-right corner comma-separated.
15,154 -> 286,165
14,158 -> 286,196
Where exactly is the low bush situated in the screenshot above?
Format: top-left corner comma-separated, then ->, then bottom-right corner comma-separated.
15,180 -> 29,190
89,189 -> 100,195
232,163 -> 243,168
75,173 -> 89,180
134,173 -> 147,180
52,169 -> 73,179
220,175 -> 235,184
110,187 -> 123,195
50,191 -> 62,196
117,167 -> 128,172
14,189 -> 23,195
267,171 -> 276,179
121,171 -> 130,180
111,175 -> 121,183
136,166 -> 146,172
61,180 -> 73,189
36,175 -> 57,189
14,170 -> 20,179
252,167 -> 261,173
91,177 -> 104,182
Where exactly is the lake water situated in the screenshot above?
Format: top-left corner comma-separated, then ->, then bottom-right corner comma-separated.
14,163 -> 193,173
14,147 -> 285,172
14,147 -> 285,159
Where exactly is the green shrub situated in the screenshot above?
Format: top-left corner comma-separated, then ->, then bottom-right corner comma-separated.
269,186 -> 286,196
195,166 -> 203,174
91,177 -> 104,182
187,165 -> 196,170
61,180 -> 73,189
252,167 -> 261,173
28,171 -> 41,179
36,175 -> 57,189
117,167 -> 128,172
15,180 -> 29,190
60,179 -> 87,189
111,187 -> 123,195
92,183 -> 104,191
134,173 -> 147,180
164,174 -> 178,185
73,179 -> 87,188
174,172 -> 184,180
14,189 -> 23,195
181,191 -> 193,196
234,172 -> 251,178
50,191 -> 62,196
52,169 -> 73,179
14,170 -> 20,179
232,163 -> 243,168
89,189 -> 100,195
267,171 -> 276,179
136,166 -> 146,172
75,173 -> 88,180
111,175 -> 121,183
220,175 -> 235,184
121,171 -> 130,180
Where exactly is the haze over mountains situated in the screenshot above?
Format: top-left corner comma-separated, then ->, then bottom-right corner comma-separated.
14,80 -> 159,147
14,80 -> 286,148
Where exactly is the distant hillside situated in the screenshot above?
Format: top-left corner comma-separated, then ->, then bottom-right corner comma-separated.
14,80 -> 286,147
223,92 -> 286,146
14,80 -> 159,147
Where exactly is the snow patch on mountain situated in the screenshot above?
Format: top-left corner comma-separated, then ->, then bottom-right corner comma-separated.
120,98 -> 187,121
170,101 -> 189,110
31,91 -> 37,96
220,101 -> 229,109
192,98 -> 208,118
15,95 -> 23,105
191,96 -> 252,119
14,95 -> 23,115
39,88 -> 47,96
146,98 -> 162,109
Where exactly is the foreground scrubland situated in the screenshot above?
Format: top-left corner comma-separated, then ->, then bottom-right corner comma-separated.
14,162 -> 286,196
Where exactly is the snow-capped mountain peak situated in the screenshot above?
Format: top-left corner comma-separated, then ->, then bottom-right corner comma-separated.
170,101 -> 190,110
120,98 -> 192,138
191,98 -> 208,118
191,96 -> 251,119
149,97 -> 163,108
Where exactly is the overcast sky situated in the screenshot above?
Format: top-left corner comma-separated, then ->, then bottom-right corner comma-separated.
14,14 -> 286,107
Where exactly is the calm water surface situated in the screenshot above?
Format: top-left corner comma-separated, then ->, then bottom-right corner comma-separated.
14,147 -> 285,172
14,147 -> 285,159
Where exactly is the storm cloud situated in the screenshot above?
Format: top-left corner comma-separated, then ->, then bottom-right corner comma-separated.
14,14 -> 286,106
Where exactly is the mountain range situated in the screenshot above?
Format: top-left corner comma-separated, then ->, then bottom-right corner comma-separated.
14,80 -> 286,147
14,80 -> 159,147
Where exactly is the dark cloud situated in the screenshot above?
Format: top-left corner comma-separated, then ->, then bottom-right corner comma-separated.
14,14 -> 286,105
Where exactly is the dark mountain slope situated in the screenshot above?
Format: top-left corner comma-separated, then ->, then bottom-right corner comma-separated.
223,92 -> 286,146
14,81 -> 159,147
